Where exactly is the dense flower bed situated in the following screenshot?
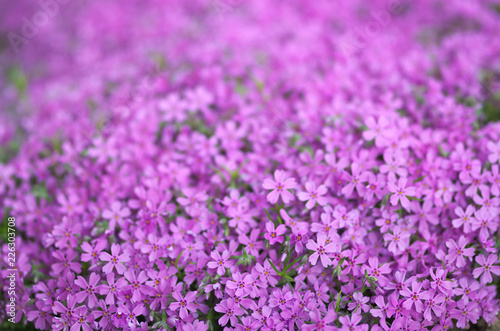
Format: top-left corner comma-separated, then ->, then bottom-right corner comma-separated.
2,0 -> 500,330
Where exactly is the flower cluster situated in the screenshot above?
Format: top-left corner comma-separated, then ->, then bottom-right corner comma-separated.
1,0 -> 500,330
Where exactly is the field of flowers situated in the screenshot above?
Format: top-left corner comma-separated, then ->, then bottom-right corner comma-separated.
1,0 -> 500,330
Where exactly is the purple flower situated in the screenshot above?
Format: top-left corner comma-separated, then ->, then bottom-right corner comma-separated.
124,270 -> 150,302
298,181 -> 328,209
339,313 -> 368,331
80,239 -> 106,264
452,205 -> 475,233
102,201 -> 131,230
347,292 -> 370,313
306,232 -> 337,267
74,273 -> 101,308
262,170 -> 297,204
384,226 -> 410,253
207,250 -> 231,276
99,243 -> 130,274
290,226 -> 308,253
445,236 -> 475,268
303,307 -> 337,331
473,254 -> 500,284
388,177 -> 416,210
169,291 -> 198,319
214,298 -> 245,326
255,260 -> 279,286
27,301 -> 52,330
226,272 -> 253,296
400,281 -> 430,313
264,222 -> 286,245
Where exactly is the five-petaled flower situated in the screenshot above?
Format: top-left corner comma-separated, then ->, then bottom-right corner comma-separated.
262,170 -> 297,204
306,232 -> 337,267
264,221 -> 287,245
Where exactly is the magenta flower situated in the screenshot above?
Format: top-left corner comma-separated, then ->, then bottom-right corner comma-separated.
80,239 -> 106,264
339,313 -> 368,331
290,226 -> 308,253
214,298 -> 245,326
207,250 -> 231,276
303,308 -> 337,331
451,301 -> 480,329
422,292 -> 445,321
445,236 -> 475,268
388,177 -> 416,210
306,232 -> 337,267
74,273 -> 101,308
52,216 -> 81,249
226,272 -> 253,296
255,260 -> 279,286
102,201 -> 131,230
473,254 -> 500,284
124,270 -> 150,302
429,268 -> 453,294
298,181 -> 328,209
362,115 -> 392,147
27,301 -> 52,330
52,250 -> 81,274
264,222 -> 286,245
341,162 -> 369,197
348,292 -> 370,313
362,257 -> 391,287
400,281 -> 430,313
169,291 -> 198,319
487,140 -> 500,164
99,273 -> 127,305
262,170 -> 297,204
99,243 -> 130,274
383,226 -> 410,253
452,205 -> 475,233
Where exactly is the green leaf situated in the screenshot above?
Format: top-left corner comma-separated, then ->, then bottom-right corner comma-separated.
175,251 -> 183,269
267,259 -> 281,275
264,208 -> 275,224
413,176 -> 425,183
32,183 -> 50,201
6,66 -> 28,96
335,291 -> 343,312
283,256 -> 303,274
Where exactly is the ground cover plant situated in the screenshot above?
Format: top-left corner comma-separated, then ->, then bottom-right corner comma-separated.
1,0 -> 500,330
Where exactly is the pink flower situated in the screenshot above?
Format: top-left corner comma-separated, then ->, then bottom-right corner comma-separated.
298,181 -> 328,209
348,292 -> 370,313
362,257 -> 391,287
341,162 -> 369,197
445,236 -> 475,268
74,273 -> 101,308
473,254 -> 500,284
255,260 -> 279,286
262,170 -> 297,204
400,281 -> 430,313
102,201 -> 131,230
214,298 -> 245,326
388,177 -> 416,210
339,313 -> 368,331
264,222 -> 287,245
383,226 -> 410,253
226,272 -> 253,296
487,140 -> 500,164
169,291 -> 198,319
362,116 -> 393,147
452,205 -> 475,233
99,243 -> 130,274
306,232 -> 337,267
207,250 -> 231,276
